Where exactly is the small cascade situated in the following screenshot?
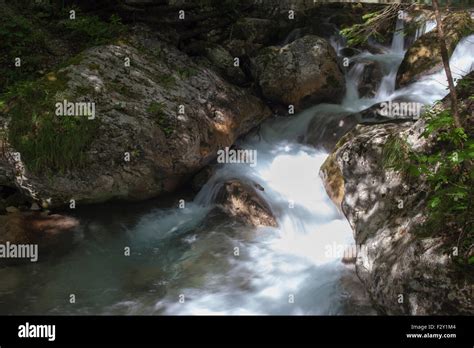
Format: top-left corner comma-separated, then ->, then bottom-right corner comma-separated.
391,15 -> 405,54
415,18 -> 437,40
343,62 -> 366,103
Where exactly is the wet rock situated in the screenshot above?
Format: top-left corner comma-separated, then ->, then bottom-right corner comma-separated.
358,61 -> 383,98
191,165 -> 216,192
215,180 -> 277,227
305,112 -> 358,152
319,152 -> 345,210
0,212 -> 80,261
396,11 -> 473,87
251,35 -> 345,111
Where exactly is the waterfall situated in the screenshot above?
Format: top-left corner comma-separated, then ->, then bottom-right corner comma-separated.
391,15 -> 405,53
415,19 -> 437,41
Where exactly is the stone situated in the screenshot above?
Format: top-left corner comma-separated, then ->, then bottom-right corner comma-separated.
215,180 -> 277,227
251,35 -> 345,111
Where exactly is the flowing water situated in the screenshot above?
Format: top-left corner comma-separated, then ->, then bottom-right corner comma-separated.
1,21 -> 474,315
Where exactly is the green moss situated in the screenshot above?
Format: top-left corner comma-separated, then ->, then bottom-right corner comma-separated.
176,67 -> 198,79
5,73 -> 100,174
156,73 -> 176,89
147,101 -> 174,137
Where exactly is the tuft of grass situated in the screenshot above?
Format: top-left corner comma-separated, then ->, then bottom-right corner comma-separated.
4,73 -> 100,174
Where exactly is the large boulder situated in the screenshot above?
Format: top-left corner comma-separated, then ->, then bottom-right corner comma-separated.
396,11 -> 473,87
319,77 -> 474,314
251,35 -> 345,110
0,26 -> 272,208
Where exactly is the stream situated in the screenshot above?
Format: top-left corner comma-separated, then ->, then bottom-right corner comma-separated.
1,19 -> 473,315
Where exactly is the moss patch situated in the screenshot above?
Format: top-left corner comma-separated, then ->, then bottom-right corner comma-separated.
147,101 -> 174,137
4,72 -> 100,174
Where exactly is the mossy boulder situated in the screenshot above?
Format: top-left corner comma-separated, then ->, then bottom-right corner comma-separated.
0,26 -> 271,208
251,35 -> 345,111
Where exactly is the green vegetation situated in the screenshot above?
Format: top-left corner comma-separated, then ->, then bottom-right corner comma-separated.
147,102 -> 174,137
176,67 -> 198,79
155,73 -> 176,89
62,13 -> 125,47
340,4 -> 400,46
0,7 -> 49,91
1,73 -> 100,174
383,99 -> 473,266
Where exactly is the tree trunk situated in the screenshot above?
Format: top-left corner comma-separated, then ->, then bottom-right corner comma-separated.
432,0 -> 461,128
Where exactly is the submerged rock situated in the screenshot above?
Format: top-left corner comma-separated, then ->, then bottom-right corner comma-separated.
251,35 -> 345,111
396,11 -> 473,87
215,180 -> 277,227
0,212 -> 80,262
305,111 -> 358,152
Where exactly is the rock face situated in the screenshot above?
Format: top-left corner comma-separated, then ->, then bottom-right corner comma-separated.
0,26 -> 272,208
204,44 -> 247,85
320,118 -> 473,314
396,11 -> 473,87
215,180 -> 277,227
251,35 -> 345,110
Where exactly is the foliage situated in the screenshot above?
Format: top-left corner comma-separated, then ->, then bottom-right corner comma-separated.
0,8 -> 49,91
340,4 -> 403,46
62,13 -> 125,46
383,104 -> 473,265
